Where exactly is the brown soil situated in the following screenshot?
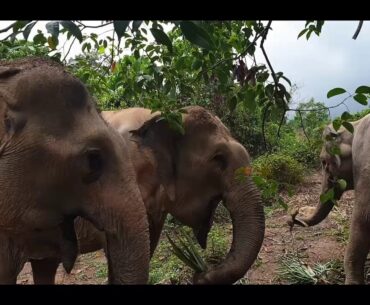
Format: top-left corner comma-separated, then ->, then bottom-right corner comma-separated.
246,171 -> 354,284
17,170 -> 356,285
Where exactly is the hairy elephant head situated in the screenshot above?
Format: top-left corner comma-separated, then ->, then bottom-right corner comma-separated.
288,124 -> 354,228
131,106 -> 265,284
0,58 -> 149,284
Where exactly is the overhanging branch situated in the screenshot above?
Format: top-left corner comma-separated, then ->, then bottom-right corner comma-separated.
352,21 -> 363,40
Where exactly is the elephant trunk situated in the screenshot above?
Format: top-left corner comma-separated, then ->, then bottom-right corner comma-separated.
291,176 -> 344,228
293,200 -> 335,227
195,177 -> 265,284
83,176 -> 150,284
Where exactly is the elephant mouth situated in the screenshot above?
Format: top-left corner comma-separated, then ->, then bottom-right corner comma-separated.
193,196 -> 221,249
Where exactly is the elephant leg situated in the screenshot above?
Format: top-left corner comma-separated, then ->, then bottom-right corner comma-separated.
31,258 -> 60,285
344,203 -> 370,284
0,234 -> 25,284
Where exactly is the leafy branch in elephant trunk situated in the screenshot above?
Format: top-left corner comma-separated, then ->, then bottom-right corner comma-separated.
166,228 -> 208,273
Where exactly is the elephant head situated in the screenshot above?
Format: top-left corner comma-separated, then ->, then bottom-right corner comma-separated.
0,58 -> 149,284
131,106 -> 265,284
288,124 -> 354,228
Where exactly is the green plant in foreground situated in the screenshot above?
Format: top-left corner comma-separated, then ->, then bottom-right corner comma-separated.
277,254 -> 343,284
166,227 -> 208,273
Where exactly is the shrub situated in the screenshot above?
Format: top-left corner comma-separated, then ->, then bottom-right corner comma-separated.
253,153 -> 304,185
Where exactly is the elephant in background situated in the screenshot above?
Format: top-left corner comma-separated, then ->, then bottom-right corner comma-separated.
288,114 -> 370,284
25,106 -> 265,285
0,58 -> 150,284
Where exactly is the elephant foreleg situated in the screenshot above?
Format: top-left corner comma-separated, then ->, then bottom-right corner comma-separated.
0,234 -> 25,284
31,258 -> 59,285
344,194 -> 370,284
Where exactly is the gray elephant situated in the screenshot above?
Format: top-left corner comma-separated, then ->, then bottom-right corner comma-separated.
0,58 -> 150,284
289,114 -> 370,284
18,106 -> 265,285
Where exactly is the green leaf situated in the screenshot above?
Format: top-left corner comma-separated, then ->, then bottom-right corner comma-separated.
353,93 -> 368,105
150,28 -> 173,53
306,30 -> 313,40
98,46 -> 105,54
252,175 -> 265,186
60,21 -> 82,43
329,145 -> 341,156
228,95 -> 237,112
132,20 -> 143,32
180,21 -> 214,50
341,111 -> 352,121
163,80 -> 172,94
337,179 -> 347,191
342,121 -> 354,133
46,21 -> 60,38
134,49 -> 140,59
12,20 -> 30,32
332,118 -> 342,131
257,71 -> 269,83
327,87 -> 346,98
242,27 -> 253,38
23,21 -> 37,40
297,28 -> 308,39
265,84 -> 274,98
33,32 -> 47,45
169,118 -> 185,135
113,20 -> 130,40
355,86 -> 370,94
47,36 -> 58,50
191,59 -> 202,70
320,188 -> 334,204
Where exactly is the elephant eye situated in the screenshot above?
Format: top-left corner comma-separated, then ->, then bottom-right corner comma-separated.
211,153 -> 228,171
82,148 -> 104,184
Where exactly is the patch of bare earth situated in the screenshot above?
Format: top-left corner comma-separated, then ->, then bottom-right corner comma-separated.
246,170 -> 354,284
17,251 -> 107,284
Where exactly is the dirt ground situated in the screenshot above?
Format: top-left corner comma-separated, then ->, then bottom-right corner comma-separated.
17,171 -> 356,285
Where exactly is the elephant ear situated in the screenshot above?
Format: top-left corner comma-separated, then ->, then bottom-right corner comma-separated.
130,116 -> 182,202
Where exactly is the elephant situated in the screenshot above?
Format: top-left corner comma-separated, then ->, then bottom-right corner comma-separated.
288,114 -> 370,284
18,106 -> 265,285
0,58 -> 150,284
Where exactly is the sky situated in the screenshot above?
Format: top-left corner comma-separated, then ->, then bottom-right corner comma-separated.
1,20 -> 369,118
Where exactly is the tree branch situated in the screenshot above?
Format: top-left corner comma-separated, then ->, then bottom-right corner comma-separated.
262,104 -> 272,152
352,21 -> 363,40
110,28 -> 115,69
0,22 -> 15,34
287,94 -> 353,112
208,26 -> 268,71
62,36 -> 77,63
260,21 -> 279,90
298,110 -> 310,143
76,21 -> 113,29
277,109 -> 287,138
0,31 -> 17,42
